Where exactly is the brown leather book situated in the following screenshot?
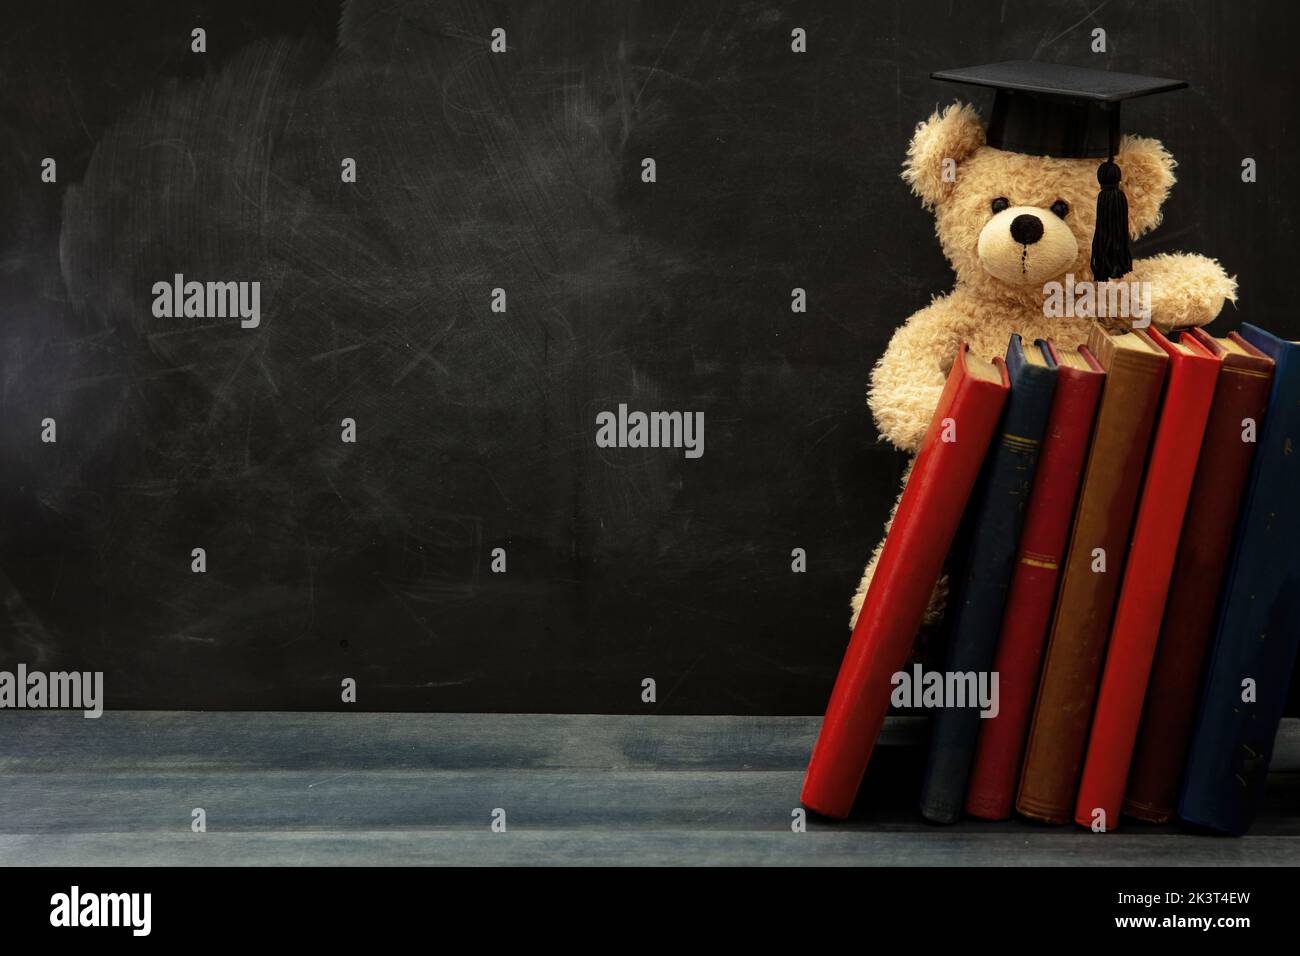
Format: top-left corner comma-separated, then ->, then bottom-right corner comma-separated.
1015,323 -> 1168,824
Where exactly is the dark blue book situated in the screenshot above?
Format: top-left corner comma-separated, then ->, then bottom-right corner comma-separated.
1178,324 -> 1300,835
919,335 -> 1059,824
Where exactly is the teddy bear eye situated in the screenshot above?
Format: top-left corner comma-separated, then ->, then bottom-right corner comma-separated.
1050,199 -> 1070,219
990,197 -> 1009,214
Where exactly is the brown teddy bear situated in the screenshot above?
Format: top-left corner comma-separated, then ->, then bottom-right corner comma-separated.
850,101 -> 1236,627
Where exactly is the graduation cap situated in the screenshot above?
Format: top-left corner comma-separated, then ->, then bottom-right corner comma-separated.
932,60 -> 1187,281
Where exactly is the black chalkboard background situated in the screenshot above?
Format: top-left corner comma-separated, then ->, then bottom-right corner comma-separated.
2,0 -> 1296,712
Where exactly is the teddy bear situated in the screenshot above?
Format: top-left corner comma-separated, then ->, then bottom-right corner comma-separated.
849,101 -> 1236,628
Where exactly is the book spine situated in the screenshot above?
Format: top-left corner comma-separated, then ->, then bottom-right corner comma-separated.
1074,343 -> 1220,829
1123,360 -> 1273,823
1016,344 -> 1167,824
1179,332 -> 1300,835
801,348 -> 1009,819
919,352 -> 1057,823
965,363 -> 1104,820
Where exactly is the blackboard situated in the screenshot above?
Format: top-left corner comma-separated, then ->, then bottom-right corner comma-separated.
2,0 -> 1296,712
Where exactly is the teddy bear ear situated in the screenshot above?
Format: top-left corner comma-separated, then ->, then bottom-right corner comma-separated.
901,101 -> 986,210
1115,135 -> 1177,237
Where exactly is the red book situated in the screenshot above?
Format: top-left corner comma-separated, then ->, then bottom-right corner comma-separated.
1122,330 -> 1275,823
964,344 -> 1104,821
802,345 -> 1009,818
1073,328 -> 1221,830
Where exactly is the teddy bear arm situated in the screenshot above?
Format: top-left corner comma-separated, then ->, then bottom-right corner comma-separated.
1129,253 -> 1237,331
868,298 -> 970,453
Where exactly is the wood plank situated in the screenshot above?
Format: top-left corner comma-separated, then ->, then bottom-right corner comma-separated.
3,767 -> 1295,833
0,711 -> 917,771
1,830 -> 1296,867
4,712 -> 1295,770
1,712 -> 1297,866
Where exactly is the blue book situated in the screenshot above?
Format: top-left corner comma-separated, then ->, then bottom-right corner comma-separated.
1178,324 -> 1300,835
919,335 -> 1059,824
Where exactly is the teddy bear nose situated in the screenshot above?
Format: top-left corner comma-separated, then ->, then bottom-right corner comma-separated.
1010,213 -> 1044,245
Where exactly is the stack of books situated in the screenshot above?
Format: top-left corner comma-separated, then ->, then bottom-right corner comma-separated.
803,321 -> 1300,835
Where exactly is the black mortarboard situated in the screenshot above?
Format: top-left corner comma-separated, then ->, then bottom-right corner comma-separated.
931,60 -> 1187,281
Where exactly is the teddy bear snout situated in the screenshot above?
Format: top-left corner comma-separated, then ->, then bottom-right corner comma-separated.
976,204 -> 1079,286
1010,213 -> 1044,245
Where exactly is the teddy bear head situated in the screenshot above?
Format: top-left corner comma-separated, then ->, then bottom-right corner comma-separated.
903,102 -> 1176,297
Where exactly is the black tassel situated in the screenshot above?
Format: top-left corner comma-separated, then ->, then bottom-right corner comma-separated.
1090,160 -> 1131,282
